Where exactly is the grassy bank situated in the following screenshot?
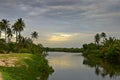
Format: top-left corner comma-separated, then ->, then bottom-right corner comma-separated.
0,53 -> 54,80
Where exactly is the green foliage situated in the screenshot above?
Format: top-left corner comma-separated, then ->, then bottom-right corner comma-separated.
18,48 -> 30,53
0,54 -> 54,80
0,39 -> 9,53
7,42 -> 16,52
82,32 -> 120,64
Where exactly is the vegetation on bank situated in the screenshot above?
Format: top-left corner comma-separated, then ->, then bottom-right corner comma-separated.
0,53 -> 54,80
82,32 -> 120,64
0,18 -> 54,80
45,47 -> 82,53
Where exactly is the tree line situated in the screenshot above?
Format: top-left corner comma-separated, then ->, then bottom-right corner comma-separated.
45,47 -> 82,53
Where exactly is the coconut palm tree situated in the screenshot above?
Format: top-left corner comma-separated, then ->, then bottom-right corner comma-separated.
1,19 -> 10,42
101,32 -> 106,41
12,22 -> 18,43
7,27 -> 13,42
16,18 -> 25,42
0,22 -> 3,38
31,31 -> 39,41
12,18 -> 25,43
95,33 -> 100,45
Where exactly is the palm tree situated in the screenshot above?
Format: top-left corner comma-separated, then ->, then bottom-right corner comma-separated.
1,19 -> 10,42
12,18 -> 25,43
101,32 -> 106,41
31,31 -> 39,41
17,18 -> 25,42
7,27 -> 13,42
0,22 -> 3,38
12,22 -> 18,43
95,33 -> 100,45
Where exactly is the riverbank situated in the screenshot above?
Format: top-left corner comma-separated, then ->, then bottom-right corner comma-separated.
0,53 -> 54,80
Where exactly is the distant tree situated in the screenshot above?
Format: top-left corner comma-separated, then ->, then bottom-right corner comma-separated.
95,33 -> 100,45
0,22 -> 3,38
1,19 -> 10,42
31,31 -> 39,40
101,32 -> 106,41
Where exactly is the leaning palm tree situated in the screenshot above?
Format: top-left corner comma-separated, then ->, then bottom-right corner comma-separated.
1,19 -> 10,42
31,31 -> 39,41
12,18 -> 25,43
7,27 -> 13,42
94,33 -> 100,45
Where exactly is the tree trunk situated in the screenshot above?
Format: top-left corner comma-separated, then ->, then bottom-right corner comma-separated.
18,31 -> 21,43
0,30 -> 1,38
5,29 -> 7,42
16,31 -> 18,43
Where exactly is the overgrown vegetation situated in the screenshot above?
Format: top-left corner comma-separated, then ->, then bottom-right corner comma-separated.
0,53 -> 54,80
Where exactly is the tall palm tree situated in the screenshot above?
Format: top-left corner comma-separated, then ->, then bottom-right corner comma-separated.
17,18 -> 25,42
12,18 -> 25,43
12,22 -> 18,43
7,27 -> 13,42
95,33 -> 100,45
1,19 -> 9,41
31,31 -> 39,41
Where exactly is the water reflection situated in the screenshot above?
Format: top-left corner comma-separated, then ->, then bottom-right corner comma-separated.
47,52 -> 120,80
47,52 -> 87,69
83,57 -> 120,78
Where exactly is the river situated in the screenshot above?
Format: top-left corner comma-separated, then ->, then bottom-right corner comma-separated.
47,52 -> 120,80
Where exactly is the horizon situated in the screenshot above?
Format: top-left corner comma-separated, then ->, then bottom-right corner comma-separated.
0,0 -> 120,47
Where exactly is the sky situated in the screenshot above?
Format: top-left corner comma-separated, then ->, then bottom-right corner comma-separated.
0,0 -> 120,47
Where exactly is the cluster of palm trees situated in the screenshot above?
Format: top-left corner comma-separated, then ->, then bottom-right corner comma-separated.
94,32 -> 106,45
0,18 -> 38,43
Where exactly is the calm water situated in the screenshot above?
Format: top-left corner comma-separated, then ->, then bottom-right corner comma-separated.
47,52 -> 120,80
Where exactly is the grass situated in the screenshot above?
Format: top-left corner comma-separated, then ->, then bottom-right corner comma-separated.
0,53 -> 54,80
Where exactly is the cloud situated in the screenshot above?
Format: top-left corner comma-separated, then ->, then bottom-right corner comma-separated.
28,8 -> 49,16
0,0 -> 120,47
48,33 -> 72,42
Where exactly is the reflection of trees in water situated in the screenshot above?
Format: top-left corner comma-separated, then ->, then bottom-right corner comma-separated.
83,57 -> 120,78
40,70 -> 51,80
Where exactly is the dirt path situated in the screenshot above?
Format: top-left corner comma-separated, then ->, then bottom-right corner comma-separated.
0,73 -> 3,80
